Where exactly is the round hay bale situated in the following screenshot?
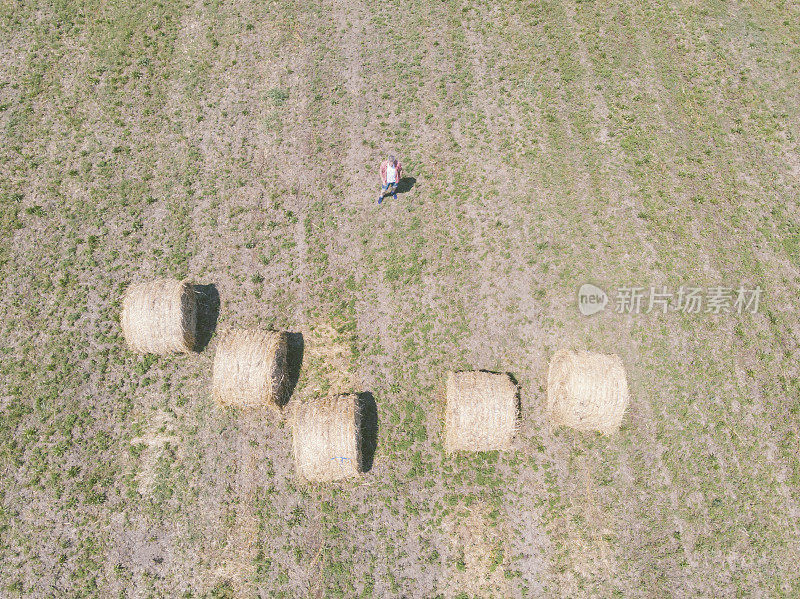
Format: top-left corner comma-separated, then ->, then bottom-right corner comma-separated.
120,278 -> 196,354
291,394 -> 362,482
444,371 -> 518,453
212,329 -> 289,410
546,349 -> 629,435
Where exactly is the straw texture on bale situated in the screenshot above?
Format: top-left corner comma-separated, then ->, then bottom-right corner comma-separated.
291,394 -> 362,482
547,349 -> 629,435
212,329 -> 289,409
444,371 -> 518,452
121,279 -> 196,354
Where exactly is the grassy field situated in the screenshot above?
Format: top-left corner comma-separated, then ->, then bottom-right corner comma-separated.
1,0 -> 800,596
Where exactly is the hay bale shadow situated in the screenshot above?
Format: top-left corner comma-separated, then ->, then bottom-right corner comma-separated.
358,392 -> 378,472
193,284 -> 219,352
506,371 -> 522,417
395,176 -> 416,194
282,332 -> 304,407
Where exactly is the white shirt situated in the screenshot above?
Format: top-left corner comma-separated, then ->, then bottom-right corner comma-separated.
386,164 -> 397,184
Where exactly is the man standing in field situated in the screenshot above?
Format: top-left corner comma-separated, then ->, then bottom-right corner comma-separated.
378,154 -> 402,204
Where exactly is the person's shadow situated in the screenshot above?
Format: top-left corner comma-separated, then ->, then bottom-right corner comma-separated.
359,392 -> 379,472
395,177 -> 416,194
193,284 -> 220,352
